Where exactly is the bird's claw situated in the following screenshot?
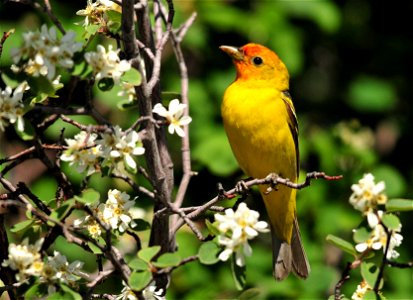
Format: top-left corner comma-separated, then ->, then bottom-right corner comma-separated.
265,173 -> 280,194
235,180 -> 249,198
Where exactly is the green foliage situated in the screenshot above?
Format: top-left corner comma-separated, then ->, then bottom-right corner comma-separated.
74,188 -> 100,205
231,256 -> 246,291
198,241 -> 220,265
326,234 -> 356,256
129,270 -> 152,291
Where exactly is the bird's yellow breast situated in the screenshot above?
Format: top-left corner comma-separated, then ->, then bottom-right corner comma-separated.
221,80 -> 297,242
222,82 -> 297,180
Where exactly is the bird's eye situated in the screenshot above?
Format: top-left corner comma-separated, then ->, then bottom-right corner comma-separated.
252,56 -> 263,66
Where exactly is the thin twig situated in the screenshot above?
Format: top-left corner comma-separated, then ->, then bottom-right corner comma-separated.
168,12 -> 198,224
334,262 -> 352,300
42,0 -> 65,34
374,226 -> 392,293
60,115 -> 108,132
156,255 -> 198,275
86,268 -> 115,289
170,171 -> 342,237
0,29 -> 14,58
387,260 -> 413,268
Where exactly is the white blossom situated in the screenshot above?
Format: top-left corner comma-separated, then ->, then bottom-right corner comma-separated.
77,0 -> 121,27
2,239 -> 84,291
355,223 -> 403,259
85,44 -> 131,83
152,99 -> 192,137
43,251 -> 84,285
0,82 -> 29,132
75,189 -> 138,237
1,238 -> 43,281
97,126 -> 145,174
60,131 -> 102,176
100,189 -> 137,232
11,24 -> 82,80
214,203 -> 269,266
116,281 -> 164,300
349,173 -> 387,214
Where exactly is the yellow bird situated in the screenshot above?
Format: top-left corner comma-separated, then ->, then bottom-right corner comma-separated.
220,43 -> 310,280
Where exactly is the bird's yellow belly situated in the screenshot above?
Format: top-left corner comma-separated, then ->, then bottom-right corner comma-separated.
222,85 -> 297,242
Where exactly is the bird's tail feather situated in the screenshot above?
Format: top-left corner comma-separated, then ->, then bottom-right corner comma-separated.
271,218 -> 310,281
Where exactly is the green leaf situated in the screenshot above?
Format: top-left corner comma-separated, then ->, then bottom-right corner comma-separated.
386,199 -> 413,212
326,234 -> 356,255
50,199 -> 75,221
27,75 -> 56,103
205,219 -> 220,236
85,24 -> 99,36
361,262 -> 380,289
74,188 -> 100,205
198,241 -> 220,265
132,219 -> 151,231
353,227 -> 371,244
14,119 -> 35,140
138,246 -> 161,263
97,78 -> 114,91
121,68 -> 141,86
231,255 -> 246,291
47,284 -> 82,300
129,257 -> 149,271
381,214 -> 400,230
1,71 -> 21,88
106,10 -> 122,33
153,252 -> 181,268
87,241 -> 103,254
363,290 -> 383,299
25,283 -> 47,298
10,219 -> 34,233
239,288 -> 261,300
72,60 -> 92,78
129,270 -> 152,291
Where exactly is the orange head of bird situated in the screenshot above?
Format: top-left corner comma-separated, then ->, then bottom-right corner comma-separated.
220,43 -> 289,90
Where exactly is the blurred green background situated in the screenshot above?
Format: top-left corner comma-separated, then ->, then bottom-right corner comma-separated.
1,0 -> 412,299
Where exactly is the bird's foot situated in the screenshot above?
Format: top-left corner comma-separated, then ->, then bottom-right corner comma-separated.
265,173 -> 281,194
235,179 -> 249,198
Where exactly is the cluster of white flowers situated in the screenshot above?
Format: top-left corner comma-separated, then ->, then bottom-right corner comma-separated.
1,239 -> 83,292
10,24 -> 82,81
85,45 -> 131,83
0,82 -> 29,132
350,173 -> 403,259
350,173 -> 387,214
60,131 -> 102,176
214,203 -> 269,267
116,281 -> 164,300
152,99 -> 192,137
60,126 -> 145,176
98,126 -> 145,173
355,222 -> 403,259
74,189 -> 138,238
77,0 -> 121,27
